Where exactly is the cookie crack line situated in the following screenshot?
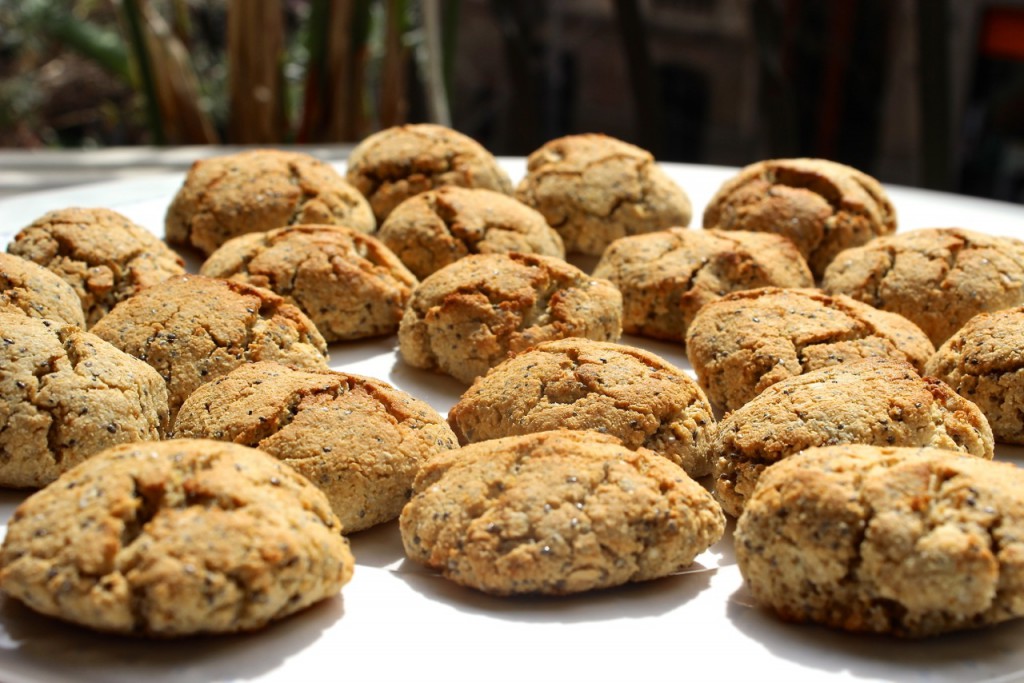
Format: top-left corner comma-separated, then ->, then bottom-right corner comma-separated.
763,165 -> 846,215
244,375 -> 419,451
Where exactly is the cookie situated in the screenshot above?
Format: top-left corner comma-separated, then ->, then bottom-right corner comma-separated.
711,358 -> 994,518
686,287 -> 935,413
0,252 -> 86,327
90,275 -> 328,422
0,439 -> 354,636
345,124 -> 513,223
200,225 -> 417,342
822,227 -> 1024,346
165,149 -> 375,256
592,228 -> 813,342
398,253 -> 622,384
926,306 -> 1024,444
736,444 -> 1024,637
0,313 -> 168,488
702,158 -> 896,278
8,207 -> 186,327
448,338 -> 716,478
515,134 -> 692,256
377,186 -> 565,279
173,361 -> 458,533
400,429 -> 725,596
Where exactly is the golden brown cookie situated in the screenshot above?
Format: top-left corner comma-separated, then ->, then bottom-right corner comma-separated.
377,186 -> 565,279
165,149 -> 374,256
926,306 -> 1024,444
345,124 -> 513,223
400,429 -> 725,596
0,439 -> 354,637
398,253 -> 622,384
0,252 -> 86,327
448,338 -> 716,478
686,287 -> 935,413
515,134 -> 692,256
711,358 -> 993,518
200,224 -> 417,342
90,275 -> 328,422
822,227 -> 1024,346
592,228 -> 813,342
737,444 -> 1024,637
0,313 -> 168,488
702,158 -> 896,278
8,207 -> 186,327
173,361 -> 458,533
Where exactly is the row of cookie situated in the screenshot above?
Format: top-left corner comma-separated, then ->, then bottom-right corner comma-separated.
164,129 -> 687,260
161,127 -> 898,279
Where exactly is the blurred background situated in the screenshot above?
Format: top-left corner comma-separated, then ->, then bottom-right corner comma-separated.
2,0 -> 1024,202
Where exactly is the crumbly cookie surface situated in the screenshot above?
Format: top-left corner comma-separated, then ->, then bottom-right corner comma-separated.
200,225 -> 417,342
377,186 -> 565,279
448,338 -> 716,477
0,439 -> 353,636
165,149 -> 374,256
0,252 -> 86,327
8,207 -> 186,327
515,134 -> 692,256
592,228 -> 813,342
400,429 -> 725,595
736,445 -> 1024,637
822,227 -> 1024,345
702,158 -> 896,278
926,306 -> 1024,444
0,313 -> 169,488
90,275 -> 328,421
686,287 -> 935,412
712,358 -> 994,517
398,253 -> 622,384
173,361 -> 458,533
345,124 -> 513,223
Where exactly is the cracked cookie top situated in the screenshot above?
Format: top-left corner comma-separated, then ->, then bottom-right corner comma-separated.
90,275 -> 328,422
377,186 -> 565,279
515,134 -> 692,256
736,444 -> 1024,637
0,252 -> 86,328
0,313 -> 168,488
592,228 -> 813,342
165,149 -> 375,256
711,358 -> 994,518
686,287 -> 935,413
399,429 -> 725,596
0,439 -> 354,636
822,227 -> 1024,346
702,158 -> 896,278
926,306 -> 1024,444
397,253 -> 622,384
345,124 -> 513,223
8,207 -> 186,327
200,224 -> 417,342
173,361 -> 458,533
448,338 -> 716,478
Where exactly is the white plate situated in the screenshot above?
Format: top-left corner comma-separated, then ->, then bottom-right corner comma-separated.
1,160 -> 1024,683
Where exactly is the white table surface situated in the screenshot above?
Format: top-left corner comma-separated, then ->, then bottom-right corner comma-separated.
0,156 -> 1023,683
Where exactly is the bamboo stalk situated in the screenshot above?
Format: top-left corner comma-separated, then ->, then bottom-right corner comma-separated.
325,1 -> 357,140
140,0 -> 219,144
228,0 -> 286,143
423,0 -> 450,126
120,0 -> 164,144
379,0 -> 408,128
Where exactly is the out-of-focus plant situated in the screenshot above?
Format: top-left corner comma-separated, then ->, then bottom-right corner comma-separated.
0,0 -> 459,147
